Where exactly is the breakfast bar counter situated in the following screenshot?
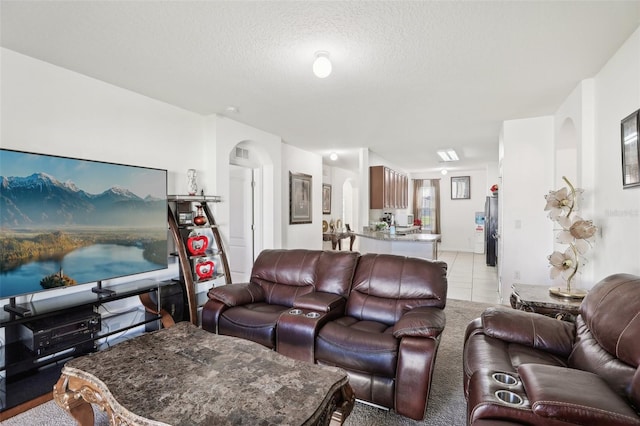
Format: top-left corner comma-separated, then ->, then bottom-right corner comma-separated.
355,230 -> 441,260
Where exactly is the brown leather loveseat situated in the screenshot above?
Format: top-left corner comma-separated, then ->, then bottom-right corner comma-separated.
202,249 -> 448,420
463,273 -> 640,426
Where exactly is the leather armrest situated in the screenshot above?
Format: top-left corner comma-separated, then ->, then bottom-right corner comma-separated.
518,364 -> 640,425
481,307 -> 575,357
293,292 -> 345,313
207,282 -> 264,307
392,306 -> 445,338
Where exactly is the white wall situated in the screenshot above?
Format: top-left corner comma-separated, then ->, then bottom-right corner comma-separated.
501,26 -> 640,295
1,48 -> 203,196
1,48 -> 205,304
500,116 -> 555,297
592,26 -> 640,279
413,166 -> 496,252
552,79 -> 597,287
282,143 -> 323,249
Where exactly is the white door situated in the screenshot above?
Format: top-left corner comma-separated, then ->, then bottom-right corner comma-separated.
229,165 -> 253,283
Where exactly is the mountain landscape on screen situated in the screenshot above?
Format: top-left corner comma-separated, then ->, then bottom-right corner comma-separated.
0,172 -> 164,228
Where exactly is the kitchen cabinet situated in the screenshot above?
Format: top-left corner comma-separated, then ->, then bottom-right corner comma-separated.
370,166 -> 408,209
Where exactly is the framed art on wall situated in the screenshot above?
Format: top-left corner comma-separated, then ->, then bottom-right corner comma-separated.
451,176 -> 471,199
621,109 -> 640,188
322,184 -> 332,214
289,172 -> 312,224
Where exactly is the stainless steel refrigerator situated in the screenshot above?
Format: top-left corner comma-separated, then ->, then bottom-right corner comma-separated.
485,195 -> 498,266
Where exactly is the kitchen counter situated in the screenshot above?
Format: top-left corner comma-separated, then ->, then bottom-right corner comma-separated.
355,230 -> 441,259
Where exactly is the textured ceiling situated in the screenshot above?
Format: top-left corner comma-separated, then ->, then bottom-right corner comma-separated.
2,1 -> 639,172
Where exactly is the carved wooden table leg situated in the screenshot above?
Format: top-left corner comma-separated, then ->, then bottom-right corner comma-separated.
330,383 -> 355,426
53,374 -> 95,426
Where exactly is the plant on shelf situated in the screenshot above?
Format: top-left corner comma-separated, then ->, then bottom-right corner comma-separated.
544,176 -> 597,299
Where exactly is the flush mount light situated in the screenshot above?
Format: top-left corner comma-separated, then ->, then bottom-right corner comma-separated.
225,106 -> 239,114
329,152 -> 338,161
313,51 -> 332,78
441,169 -> 448,175
437,149 -> 459,162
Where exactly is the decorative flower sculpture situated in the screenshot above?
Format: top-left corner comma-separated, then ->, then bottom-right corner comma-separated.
545,176 -> 596,299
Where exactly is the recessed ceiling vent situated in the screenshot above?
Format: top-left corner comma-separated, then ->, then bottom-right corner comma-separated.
235,147 -> 249,160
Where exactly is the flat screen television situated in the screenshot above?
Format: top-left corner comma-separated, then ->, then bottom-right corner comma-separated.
0,148 -> 168,303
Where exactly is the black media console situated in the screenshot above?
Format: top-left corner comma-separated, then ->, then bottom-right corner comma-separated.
0,279 -> 174,414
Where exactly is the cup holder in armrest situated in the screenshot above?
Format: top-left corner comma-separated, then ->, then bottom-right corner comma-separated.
289,309 -> 303,315
305,312 -> 321,319
494,390 -> 523,406
492,372 -> 518,386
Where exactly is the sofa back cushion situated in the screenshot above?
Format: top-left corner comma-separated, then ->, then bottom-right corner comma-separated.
315,250 -> 360,296
346,253 -> 447,325
251,249 -> 358,306
569,273 -> 640,406
579,274 -> 640,368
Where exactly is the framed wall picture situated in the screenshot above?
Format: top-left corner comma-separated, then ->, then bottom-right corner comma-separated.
621,109 -> 640,188
451,176 -> 471,199
322,184 -> 332,214
289,172 -> 312,224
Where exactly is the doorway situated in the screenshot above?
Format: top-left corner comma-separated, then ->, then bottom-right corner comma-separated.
228,165 -> 254,283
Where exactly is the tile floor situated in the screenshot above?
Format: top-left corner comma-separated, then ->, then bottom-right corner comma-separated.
439,251 -> 506,305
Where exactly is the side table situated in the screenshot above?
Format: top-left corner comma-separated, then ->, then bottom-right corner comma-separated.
322,231 -> 356,251
510,283 -> 582,322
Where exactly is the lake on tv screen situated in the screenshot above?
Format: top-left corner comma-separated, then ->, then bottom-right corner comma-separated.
0,243 -> 166,298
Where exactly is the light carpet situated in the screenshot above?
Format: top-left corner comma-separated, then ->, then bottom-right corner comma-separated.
1,298 -> 495,426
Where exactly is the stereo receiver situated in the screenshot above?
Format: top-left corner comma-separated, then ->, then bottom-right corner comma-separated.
18,308 -> 101,356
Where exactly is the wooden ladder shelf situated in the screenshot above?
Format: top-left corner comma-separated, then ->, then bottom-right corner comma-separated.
167,195 -> 232,325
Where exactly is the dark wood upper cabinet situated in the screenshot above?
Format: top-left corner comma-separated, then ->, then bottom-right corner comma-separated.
370,166 -> 408,209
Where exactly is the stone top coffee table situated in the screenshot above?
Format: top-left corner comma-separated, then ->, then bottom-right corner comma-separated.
53,322 -> 354,426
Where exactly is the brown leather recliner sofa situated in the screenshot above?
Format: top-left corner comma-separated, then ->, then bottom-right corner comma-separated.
463,273 -> 640,426
201,249 -> 448,420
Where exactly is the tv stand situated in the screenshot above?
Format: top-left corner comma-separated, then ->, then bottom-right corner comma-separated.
0,279 -> 173,417
3,297 -> 32,317
91,280 -> 116,296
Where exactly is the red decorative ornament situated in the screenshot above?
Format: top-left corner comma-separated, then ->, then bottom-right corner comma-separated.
193,204 -> 207,226
195,260 -> 215,280
490,184 -> 499,193
187,235 -> 208,256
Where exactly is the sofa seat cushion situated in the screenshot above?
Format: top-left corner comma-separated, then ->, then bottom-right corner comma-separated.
316,317 -> 398,377
218,303 -> 289,349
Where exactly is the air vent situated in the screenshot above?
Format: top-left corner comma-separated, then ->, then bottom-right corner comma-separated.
235,147 -> 249,159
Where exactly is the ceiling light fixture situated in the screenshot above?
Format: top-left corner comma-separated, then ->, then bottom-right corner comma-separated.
225,106 -> 239,114
313,51 -> 332,78
437,149 -> 459,162
329,152 -> 338,161
441,169 -> 448,175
